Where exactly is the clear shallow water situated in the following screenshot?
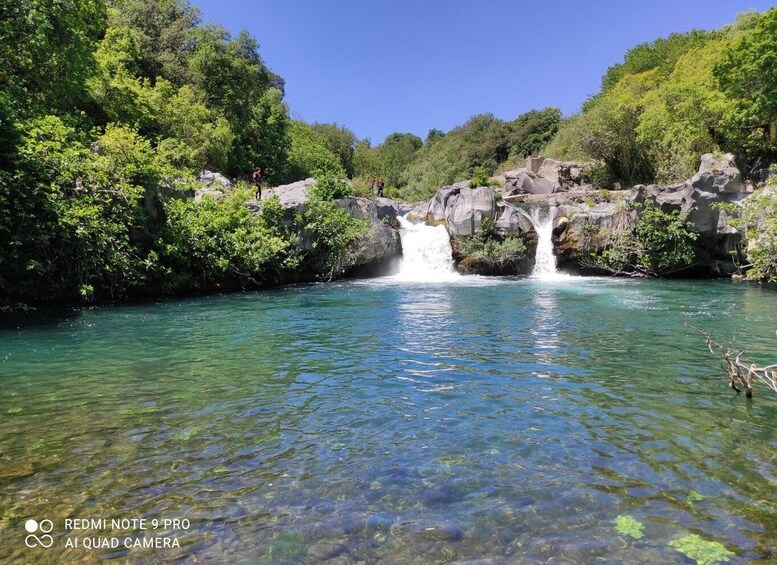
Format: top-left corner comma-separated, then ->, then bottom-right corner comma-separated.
1,278 -> 776,563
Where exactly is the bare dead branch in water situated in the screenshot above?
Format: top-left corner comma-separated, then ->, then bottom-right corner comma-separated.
685,323 -> 777,398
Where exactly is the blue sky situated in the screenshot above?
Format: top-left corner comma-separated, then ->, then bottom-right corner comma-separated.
192,0 -> 776,144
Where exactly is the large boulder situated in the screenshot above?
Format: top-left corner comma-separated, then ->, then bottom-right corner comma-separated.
194,187 -> 224,202
335,196 -> 377,221
683,154 -> 749,234
249,181 -> 403,276
429,181 -> 469,222
445,186 -> 497,236
343,222 -> 402,276
536,158 -> 585,189
267,178 -> 315,210
690,153 -> 744,194
197,170 -> 233,188
424,183 -> 497,236
504,168 -> 558,195
375,197 -> 400,224
643,154 -> 749,235
406,200 -> 431,222
646,183 -> 687,213
555,201 -> 637,263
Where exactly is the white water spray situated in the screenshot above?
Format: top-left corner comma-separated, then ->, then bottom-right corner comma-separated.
394,216 -> 461,282
518,206 -> 561,279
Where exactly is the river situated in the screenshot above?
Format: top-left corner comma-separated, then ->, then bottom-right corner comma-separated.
1,275 -> 776,563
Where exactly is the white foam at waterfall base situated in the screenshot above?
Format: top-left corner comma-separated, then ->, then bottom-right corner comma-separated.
394,216 -> 462,282
518,206 -> 573,281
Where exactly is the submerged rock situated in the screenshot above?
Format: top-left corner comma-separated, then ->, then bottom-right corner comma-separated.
0,462 -> 34,481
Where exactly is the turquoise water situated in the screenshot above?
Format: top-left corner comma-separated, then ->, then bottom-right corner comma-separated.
1,277 -> 776,563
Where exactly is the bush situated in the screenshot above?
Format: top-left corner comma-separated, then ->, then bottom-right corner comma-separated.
156,188 -> 300,291
740,188 -> 777,281
469,166 -> 491,188
299,196 -> 367,279
587,201 -> 698,275
457,219 -> 527,274
309,166 -> 352,200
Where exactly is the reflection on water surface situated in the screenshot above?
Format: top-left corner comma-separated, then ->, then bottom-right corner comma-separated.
1,278 -> 776,563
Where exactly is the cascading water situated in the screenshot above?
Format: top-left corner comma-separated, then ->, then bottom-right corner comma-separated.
394,216 -> 461,281
518,206 -> 561,279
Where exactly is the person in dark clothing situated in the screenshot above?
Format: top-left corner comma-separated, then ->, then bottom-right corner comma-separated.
376,178 -> 384,197
252,167 -> 262,199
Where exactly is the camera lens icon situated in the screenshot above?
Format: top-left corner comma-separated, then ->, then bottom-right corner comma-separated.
24,519 -> 54,548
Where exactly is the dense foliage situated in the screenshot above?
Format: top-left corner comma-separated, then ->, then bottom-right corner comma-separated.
456,218 -> 527,275
588,202 -> 699,276
737,185 -> 777,282
0,0 -> 362,306
389,108 -> 561,201
546,9 -> 777,185
2,1 -> 776,305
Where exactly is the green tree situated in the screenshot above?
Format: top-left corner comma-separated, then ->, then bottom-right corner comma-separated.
156,188 -> 300,291
380,132 -> 422,188
311,122 -> 357,176
0,0 -> 106,113
189,26 -> 272,129
283,120 -> 341,183
352,139 -> 382,179
508,107 -> 561,160
89,24 -> 156,129
597,30 -> 715,96
153,83 -> 234,172
740,187 -> 777,282
0,117 -> 163,303
636,40 -> 730,182
228,87 -> 289,182
108,0 -> 201,85
715,8 -> 777,163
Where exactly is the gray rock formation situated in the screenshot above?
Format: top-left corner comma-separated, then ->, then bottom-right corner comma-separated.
194,188 -> 224,202
267,178 -> 315,209
252,178 -> 402,276
691,153 -> 744,193
537,158 -> 583,188
639,153 -> 750,235
406,200 -> 431,222
194,170 -> 233,203
197,170 -> 233,188
344,221 -> 402,275
445,186 -> 497,237
375,197 -> 399,224
423,182 -> 497,236
429,181 -> 470,222
504,168 -> 558,195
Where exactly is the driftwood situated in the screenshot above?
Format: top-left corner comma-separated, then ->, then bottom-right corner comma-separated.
686,323 -> 777,398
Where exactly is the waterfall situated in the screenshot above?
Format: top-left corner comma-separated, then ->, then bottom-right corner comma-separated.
394,216 -> 460,281
518,206 -> 559,279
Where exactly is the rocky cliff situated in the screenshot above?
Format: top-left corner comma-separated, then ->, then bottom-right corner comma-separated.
404,154 -> 754,277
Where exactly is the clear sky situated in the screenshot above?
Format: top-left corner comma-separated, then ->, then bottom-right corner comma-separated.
192,0 -> 776,144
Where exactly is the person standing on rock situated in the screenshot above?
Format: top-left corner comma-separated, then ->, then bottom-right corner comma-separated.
252,167 -> 262,200
376,178 -> 384,197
